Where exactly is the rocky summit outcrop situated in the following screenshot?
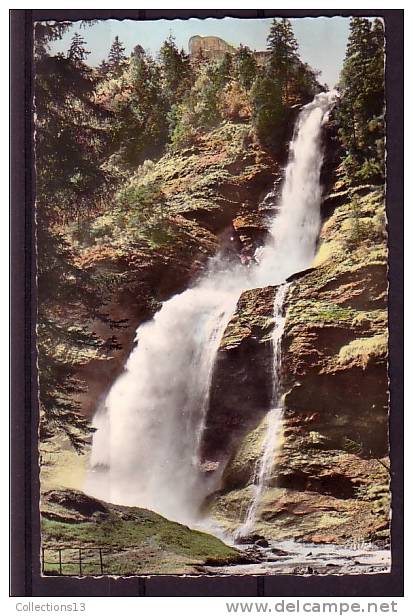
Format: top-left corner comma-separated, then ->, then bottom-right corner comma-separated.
207,184 -> 390,545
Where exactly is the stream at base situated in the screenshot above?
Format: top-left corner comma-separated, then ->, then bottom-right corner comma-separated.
203,540 -> 391,576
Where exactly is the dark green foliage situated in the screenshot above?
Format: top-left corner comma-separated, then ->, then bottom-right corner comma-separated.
35,55 -> 109,222
116,180 -> 174,245
250,74 -> 288,151
67,32 -> 90,66
293,61 -> 322,104
266,18 -> 321,105
109,49 -> 169,168
35,23 -> 121,450
37,229 -> 118,452
198,61 -> 228,126
131,44 -> 145,60
168,57 -> 232,149
250,18 -> 321,151
34,21 -> 73,58
233,45 -> 257,90
194,56 -> 233,128
108,35 -> 127,76
97,59 -> 111,79
159,35 -> 193,104
267,17 -> 299,101
335,18 -> 385,183
117,179 -> 164,212
35,22 -> 111,222
217,52 -> 233,86
168,100 -> 198,149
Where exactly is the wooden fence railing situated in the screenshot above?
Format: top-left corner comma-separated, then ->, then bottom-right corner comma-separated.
42,547 -> 105,576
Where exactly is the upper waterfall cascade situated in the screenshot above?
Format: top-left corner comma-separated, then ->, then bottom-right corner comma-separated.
85,91 -> 337,525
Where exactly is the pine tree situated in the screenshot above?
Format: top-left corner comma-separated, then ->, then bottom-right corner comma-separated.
34,21 -> 73,58
264,18 -> 321,108
159,35 -> 192,103
366,19 -> 385,118
131,44 -> 145,60
109,48 -> 169,167
234,44 -> 257,90
34,22 -> 119,451
267,18 -> 300,102
67,32 -> 90,66
294,62 -> 322,104
217,52 -> 233,85
336,17 -> 385,182
250,18 -> 320,151
98,58 -> 111,79
108,35 -> 127,75
250,73 -> 287,152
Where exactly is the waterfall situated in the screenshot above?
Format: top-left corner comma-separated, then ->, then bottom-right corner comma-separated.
234,90 -> 337,536
85,91 -> 336,525
236,283 -> 288,538
86,278 -> 241,523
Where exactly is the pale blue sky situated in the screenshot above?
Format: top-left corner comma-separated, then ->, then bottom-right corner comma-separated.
49,16 -> 351,88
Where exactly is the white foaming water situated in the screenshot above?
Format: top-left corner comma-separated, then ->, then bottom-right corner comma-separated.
255,92 -> 335,284
87,276 -> 242,521
85,91 -> 336,524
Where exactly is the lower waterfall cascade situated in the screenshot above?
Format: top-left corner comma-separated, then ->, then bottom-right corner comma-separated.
235,282 -> 289,538
85,90 -> 337,528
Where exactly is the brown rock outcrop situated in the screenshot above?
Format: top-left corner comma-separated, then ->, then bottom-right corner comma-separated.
208,186 -> 390,544
202,286 -> 278,464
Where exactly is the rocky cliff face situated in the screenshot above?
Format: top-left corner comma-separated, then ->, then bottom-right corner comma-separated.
202,286 -> 277,466
73,122 -> 280,420
207,183 -> 389,544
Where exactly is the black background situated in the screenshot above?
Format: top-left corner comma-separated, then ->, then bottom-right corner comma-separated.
10,8 -> 404,598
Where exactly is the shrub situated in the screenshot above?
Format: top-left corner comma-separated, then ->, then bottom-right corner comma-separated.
169,100 -> 199,150
220,81 -> 251,122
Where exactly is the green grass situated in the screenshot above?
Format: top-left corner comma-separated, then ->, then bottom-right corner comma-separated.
41,490 -> 240,576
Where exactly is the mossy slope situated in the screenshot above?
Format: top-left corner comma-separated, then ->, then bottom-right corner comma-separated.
41,489 -> 241,576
